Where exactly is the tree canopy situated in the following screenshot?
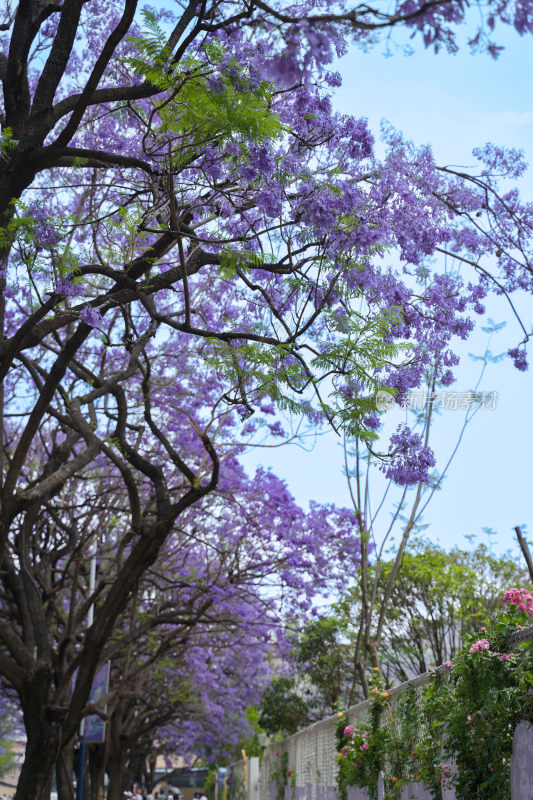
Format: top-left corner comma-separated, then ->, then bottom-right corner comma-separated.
258,541 -> 529,735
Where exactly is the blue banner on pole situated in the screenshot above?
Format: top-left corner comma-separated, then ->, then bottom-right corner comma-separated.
81,661 -> 110,743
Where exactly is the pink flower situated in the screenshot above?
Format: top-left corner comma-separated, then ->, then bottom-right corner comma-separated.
440,764 -> 452,788
343,725 -> 354,737
466,714 -> 472,724
500,653 -> 511,663
502,587 -> 533,615
480,626 -> 487,633
469,638 -> 490,654
444,661 -> 452,670
488,764 -> 494,773
361,742 -> 369,751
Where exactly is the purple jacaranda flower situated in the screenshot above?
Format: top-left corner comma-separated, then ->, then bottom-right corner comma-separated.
382,426 -> 436,485
54,278 -> 78,297
80,306 -> 104,328
508,347 -> 528,371
27,203 -> 59,248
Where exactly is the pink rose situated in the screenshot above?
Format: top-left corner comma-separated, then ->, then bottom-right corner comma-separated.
343,725 -> 354,737
466,715 -> 472,724
444,661 -> 452,670
500,653 -> 511,663
469,638 -> 490,654
502,587 -> 533,615
361,742 -> 369,751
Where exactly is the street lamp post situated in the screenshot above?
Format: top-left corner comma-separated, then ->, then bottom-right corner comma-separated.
76,557 -> 96,800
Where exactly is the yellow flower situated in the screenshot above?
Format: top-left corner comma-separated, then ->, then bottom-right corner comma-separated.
337,712 -> 344,718
392,777 -> 398,782
337,753 -> 343,759
382,691 -> 390,698
373,667 -> 379,671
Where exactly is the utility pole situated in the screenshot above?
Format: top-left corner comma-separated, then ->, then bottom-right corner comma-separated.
515,525 -> 533,584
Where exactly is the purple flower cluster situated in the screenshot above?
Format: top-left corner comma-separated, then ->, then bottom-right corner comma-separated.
382,426 -> 436,485
54,277 -> 79,297
27,203 -> 59,249
80,305 -> 104,329
508,347 -> 529,371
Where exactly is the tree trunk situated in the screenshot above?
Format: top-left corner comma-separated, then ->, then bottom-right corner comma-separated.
106,713 -> 129,800
88,742 -> 108,800
15,717 -> 59,800
147,756 -> 156,793
14,665 -> 63,800
57,741 -> 75,800
106,752 -> 128,800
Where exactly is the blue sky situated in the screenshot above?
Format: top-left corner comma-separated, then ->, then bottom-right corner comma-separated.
242,23 -> 533,559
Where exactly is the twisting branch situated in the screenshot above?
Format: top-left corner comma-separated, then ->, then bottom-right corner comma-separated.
53,0 -> 139,148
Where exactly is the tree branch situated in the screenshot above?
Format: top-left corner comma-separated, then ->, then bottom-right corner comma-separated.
53,0 -> 138,148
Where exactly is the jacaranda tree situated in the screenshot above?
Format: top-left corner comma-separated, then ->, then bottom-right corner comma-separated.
41,455 -> 360,800
0,1 -> 532,798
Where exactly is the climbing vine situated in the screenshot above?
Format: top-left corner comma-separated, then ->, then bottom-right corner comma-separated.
270,751 -> 292,800
336,587 -> 533,800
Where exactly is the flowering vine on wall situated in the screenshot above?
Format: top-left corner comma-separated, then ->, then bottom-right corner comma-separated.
335,587 -> 533,800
